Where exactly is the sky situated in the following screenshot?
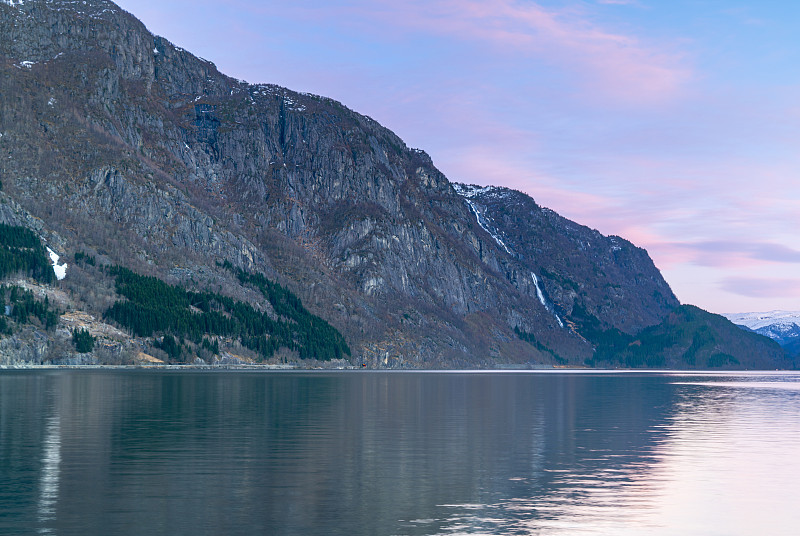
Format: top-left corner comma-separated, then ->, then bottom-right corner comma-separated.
113,0 -> 800,315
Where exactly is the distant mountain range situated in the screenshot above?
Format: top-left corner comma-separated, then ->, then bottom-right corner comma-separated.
0,0 -> 793,368
724,312 -> 800,357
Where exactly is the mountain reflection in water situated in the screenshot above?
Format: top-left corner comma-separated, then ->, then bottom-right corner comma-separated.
1,370 -> 799,535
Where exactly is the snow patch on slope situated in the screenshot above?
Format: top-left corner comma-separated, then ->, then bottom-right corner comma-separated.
46,247 -> 67,280
453,183 -> 501,199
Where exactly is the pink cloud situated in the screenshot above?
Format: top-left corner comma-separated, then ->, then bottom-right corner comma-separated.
252,0 -> 689,106
653,241 -> 800,269
361,0 -> 691,104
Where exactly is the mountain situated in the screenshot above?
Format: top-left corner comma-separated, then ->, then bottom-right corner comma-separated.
0,0 -> 791,368
454,185 -> 791,369
452,184 -> 678,334
595,305 -> 789,369
724,311 -> 800,357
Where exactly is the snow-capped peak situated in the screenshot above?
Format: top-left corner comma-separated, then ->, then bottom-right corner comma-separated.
723,311 -> 800,331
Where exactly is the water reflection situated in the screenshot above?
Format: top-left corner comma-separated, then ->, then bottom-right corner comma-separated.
398,373 -> 676,535
37,412 -> 61,534
648,373 -> 800,536
1,371 -> 799,535
403,373 -> 800,536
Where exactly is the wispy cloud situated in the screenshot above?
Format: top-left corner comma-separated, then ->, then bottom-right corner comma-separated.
244,0 -> 689,106
721,277 -> 800,299
657,241 -> 800,268
357,0 -> 691,104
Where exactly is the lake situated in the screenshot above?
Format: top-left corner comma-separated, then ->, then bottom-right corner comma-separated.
1,369 -> 799,535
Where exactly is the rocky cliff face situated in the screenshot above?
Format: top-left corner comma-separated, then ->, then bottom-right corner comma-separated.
452,184 -> 678,335
0,0 -> 789,368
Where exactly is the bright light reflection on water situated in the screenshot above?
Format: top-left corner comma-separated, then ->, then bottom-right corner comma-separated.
418,372 -> 800,536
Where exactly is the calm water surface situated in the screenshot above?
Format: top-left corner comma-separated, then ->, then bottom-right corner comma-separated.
1,370 -> 799,535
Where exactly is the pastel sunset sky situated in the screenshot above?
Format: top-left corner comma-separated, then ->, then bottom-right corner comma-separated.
114,0 -> 800,314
